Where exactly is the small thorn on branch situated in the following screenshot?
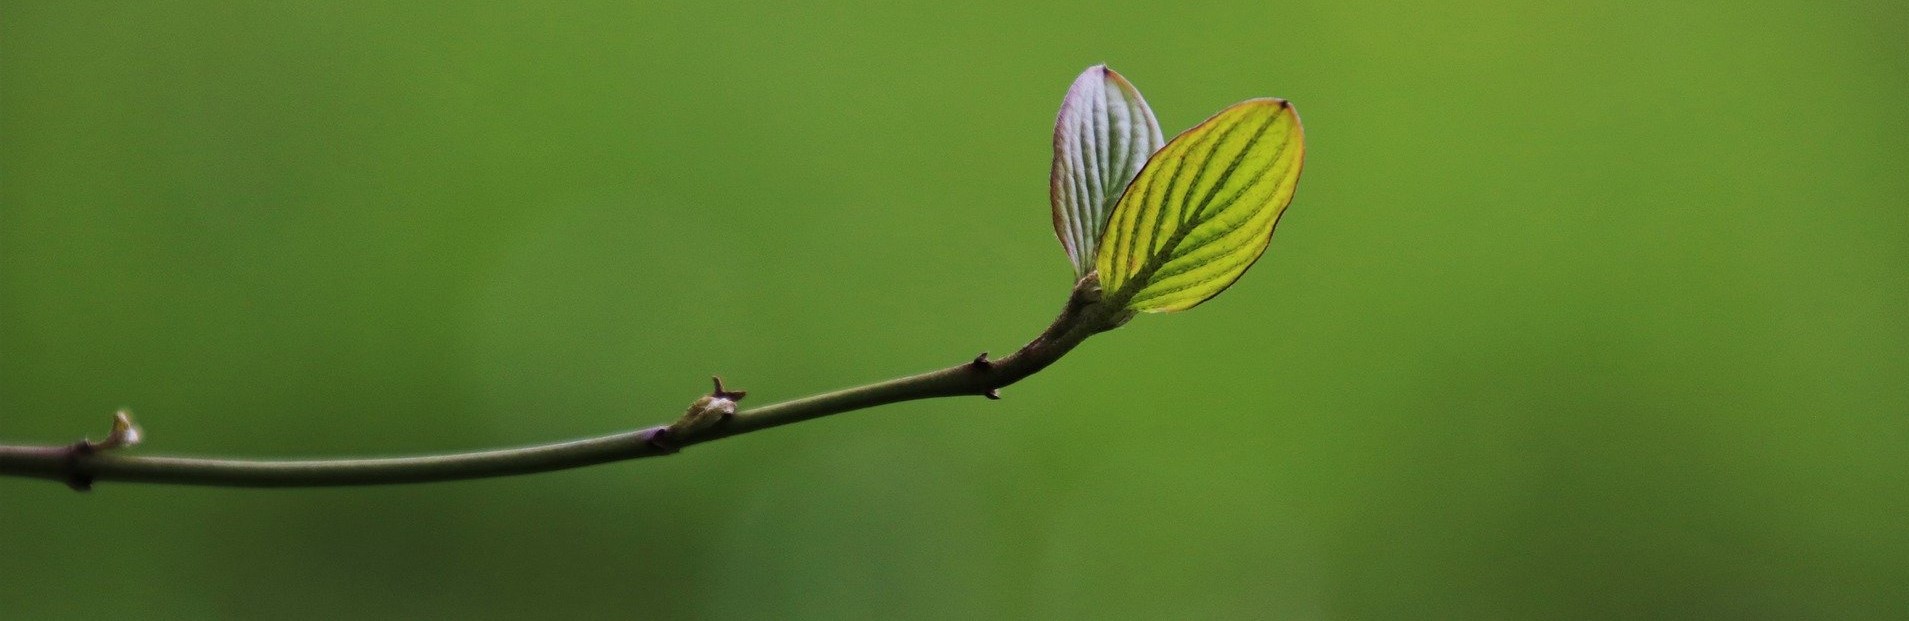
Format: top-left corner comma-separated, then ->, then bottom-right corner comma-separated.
710,376 -> 747,401
98,410 -> 143,451
663,376 -> 748,445
63,410 -> 144,492
969,352 -> 992,370
984,389 -> 1001,400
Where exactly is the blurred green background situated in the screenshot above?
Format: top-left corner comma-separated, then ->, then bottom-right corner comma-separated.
3,1 -> 1905,618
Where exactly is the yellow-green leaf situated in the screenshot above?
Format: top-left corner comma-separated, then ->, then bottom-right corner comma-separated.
1095,98 -> 1305,312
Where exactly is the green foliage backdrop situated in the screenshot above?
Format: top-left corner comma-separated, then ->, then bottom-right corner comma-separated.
3,1 -> 1905,618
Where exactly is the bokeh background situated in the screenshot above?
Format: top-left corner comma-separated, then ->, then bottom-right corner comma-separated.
3,1 -> 1905,618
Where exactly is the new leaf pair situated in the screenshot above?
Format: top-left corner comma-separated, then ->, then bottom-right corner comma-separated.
1050,65 -> 1305,313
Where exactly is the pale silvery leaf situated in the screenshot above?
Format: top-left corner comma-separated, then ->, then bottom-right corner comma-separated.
1050,65 -> 1164,278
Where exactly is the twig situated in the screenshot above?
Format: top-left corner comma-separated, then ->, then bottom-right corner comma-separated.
0,277 -> 1120,489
